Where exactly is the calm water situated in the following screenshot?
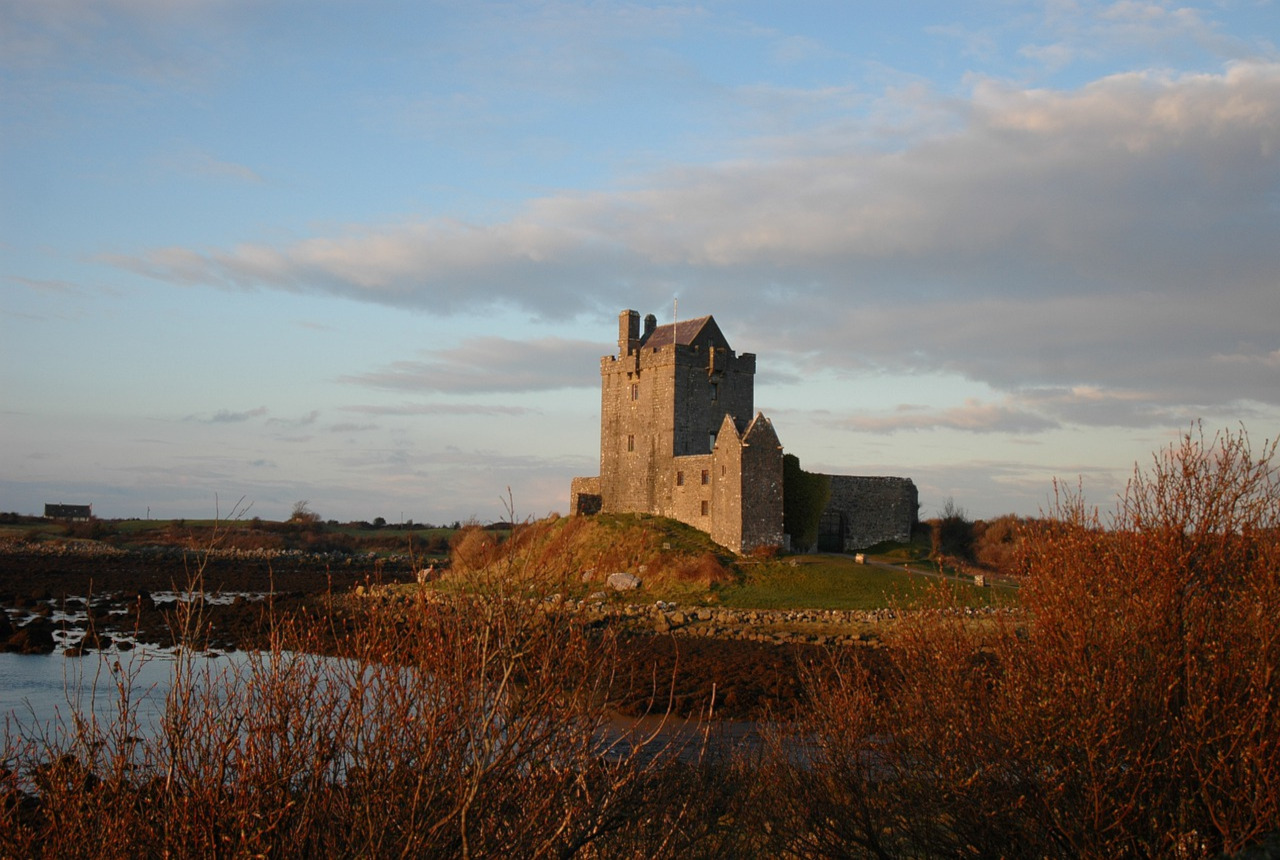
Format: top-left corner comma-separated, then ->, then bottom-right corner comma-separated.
0,648 -> 245,740
1,649 -> 759,768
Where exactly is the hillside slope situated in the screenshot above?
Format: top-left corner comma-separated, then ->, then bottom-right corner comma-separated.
446,513 -> 736,597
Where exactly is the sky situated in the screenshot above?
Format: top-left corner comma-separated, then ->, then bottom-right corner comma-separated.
3,0 -> 1278,526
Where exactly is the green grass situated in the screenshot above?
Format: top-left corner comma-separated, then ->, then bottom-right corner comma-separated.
714,554 -> 1015,611
325,525 -> 455,540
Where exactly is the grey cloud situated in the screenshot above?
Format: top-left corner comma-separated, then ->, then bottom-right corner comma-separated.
107,62 -> 1280,425
186,406 -> 268,424
340,403 -> 532,417
838,400 -> 1060,434
110,63 -> 1280,309
908,457 -> 1130,520
341,336 -> 601,394
268,410 -> 320,428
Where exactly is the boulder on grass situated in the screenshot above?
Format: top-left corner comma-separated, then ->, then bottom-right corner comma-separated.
606,572 -> 641,591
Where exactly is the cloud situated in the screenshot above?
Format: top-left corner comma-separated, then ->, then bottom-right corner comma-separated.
10,275 -> 80,293
340,403 -> 532,417
340,336 -> 601,394
184,151 -> 264,185
105,61 -> 1280,424
840,399 -> 1060,434
1023,1 -> 1251,70
267,410 -> 320,428
186,406 -> 268,424
0,0 -> 240,88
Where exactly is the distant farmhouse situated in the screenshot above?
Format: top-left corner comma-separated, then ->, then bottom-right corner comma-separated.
45,503 -> 92,521
571,310 -> 917,554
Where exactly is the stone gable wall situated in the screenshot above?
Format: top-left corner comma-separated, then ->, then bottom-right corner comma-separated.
737,422 -> 784,551
709,423 -> 744,551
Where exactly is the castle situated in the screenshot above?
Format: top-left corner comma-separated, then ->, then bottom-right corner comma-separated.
571,310 -> 917,554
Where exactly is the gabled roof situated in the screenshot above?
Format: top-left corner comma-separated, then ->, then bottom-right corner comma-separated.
641,315 -> 723,350
713,412 -> 780,450
742,413 -> 781,448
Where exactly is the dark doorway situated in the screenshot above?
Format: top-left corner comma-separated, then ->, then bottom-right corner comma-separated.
817,510 -> 846,552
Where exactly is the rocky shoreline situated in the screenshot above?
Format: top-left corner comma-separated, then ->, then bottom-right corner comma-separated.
0,546 -> 417,656
0,544 -> 952,719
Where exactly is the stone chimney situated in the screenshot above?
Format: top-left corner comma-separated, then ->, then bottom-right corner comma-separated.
619,309 -> 640,356
643,313 -> 657,341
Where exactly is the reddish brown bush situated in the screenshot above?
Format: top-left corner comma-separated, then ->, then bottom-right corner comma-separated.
0,578 -> 729,857
761,425 -> 1280,858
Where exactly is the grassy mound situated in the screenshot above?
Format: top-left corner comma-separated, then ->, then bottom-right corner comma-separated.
445,513 -> 734,598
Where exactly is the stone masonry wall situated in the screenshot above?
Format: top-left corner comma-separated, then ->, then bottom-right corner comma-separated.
822,475 -> 918,550
672,347 -> 753,457
667,453 -> 714,528
569,477 -> 602,515
736,417 -> 784,552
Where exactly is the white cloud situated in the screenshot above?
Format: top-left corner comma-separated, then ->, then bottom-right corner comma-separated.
103,61 -> 1280,425
1025,0 -> 1245,69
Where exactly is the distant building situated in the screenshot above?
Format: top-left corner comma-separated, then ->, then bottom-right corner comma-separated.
571,310 -> 917,554
45,503 -> 92,521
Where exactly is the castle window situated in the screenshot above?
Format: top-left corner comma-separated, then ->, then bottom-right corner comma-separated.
700,469 -> 709,485
709,431 -> 717,450
710,382 -> 719,402
676,471 -> 684,486
627,434 -> 635,452
700,500 -> 709,516
630,383 -> 639,401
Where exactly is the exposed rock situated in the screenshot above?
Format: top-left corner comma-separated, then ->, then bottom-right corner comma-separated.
606,572 -> 641,591
6,622 -> 56,654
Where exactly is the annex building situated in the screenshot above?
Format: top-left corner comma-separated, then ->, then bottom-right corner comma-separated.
571,310 -> 918,555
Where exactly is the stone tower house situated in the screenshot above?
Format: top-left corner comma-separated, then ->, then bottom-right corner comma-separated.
571,310 -> 784,554
571,309 -> 917,555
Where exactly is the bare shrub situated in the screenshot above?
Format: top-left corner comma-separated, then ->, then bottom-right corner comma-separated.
971,513 -> 1029,575
0,561 -> 730,857
758,424 -> 1280,858
449,523 -> 501,571
674,551 -> 733,586
1000,424 -> 1280,857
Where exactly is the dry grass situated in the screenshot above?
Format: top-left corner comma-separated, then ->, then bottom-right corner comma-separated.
445,514 -> 734,596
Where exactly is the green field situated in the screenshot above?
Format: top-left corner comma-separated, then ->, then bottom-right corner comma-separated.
714,553 -> 1014,611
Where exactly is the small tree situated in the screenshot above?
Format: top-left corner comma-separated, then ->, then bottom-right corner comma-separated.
929,496 -> 974,562
290,500 -> 320,524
